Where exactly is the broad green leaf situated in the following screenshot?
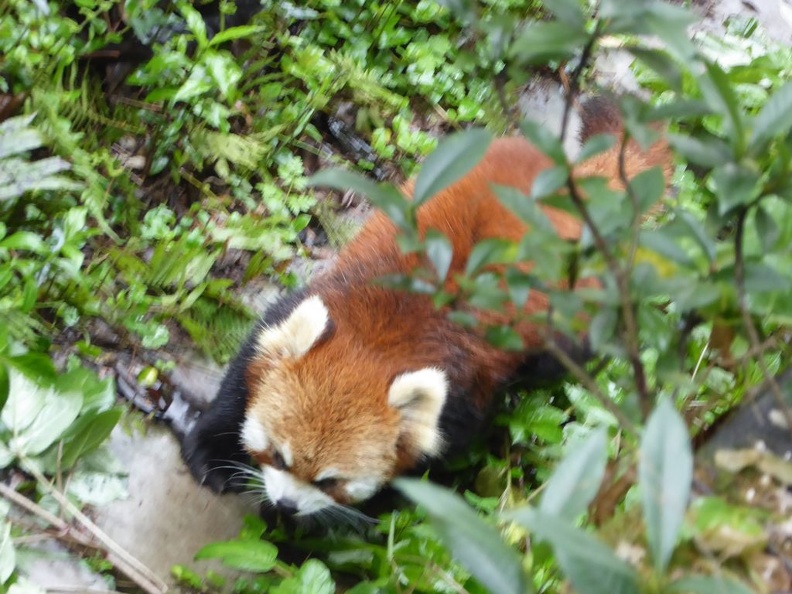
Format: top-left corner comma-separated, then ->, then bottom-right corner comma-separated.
59,409 -> 123,470
465,238 -> 516,276
272,559 -> 334,594
485,325 -> 524,351
2,369 -> 47,435
173,65 -> 212,103
412,128 -> 492,205
508,507 -> 640,594
179,3 -> 208,48
203,52 -> 242,100
509,21 -> 589,66
505,269 -> 532,308
644,2 -> 698,62
531,166 -> 568,199
425,230 -> 453,282
640,231 -> 694,268
667,574 -> 754,594
543,0 -> 586,27
209,25 -> 263,46
195,539 -> 278,572
309,169 -> 414,232
519,120 -> 566,164
754,205 -> 780,252
540,428 -> 608,521
0,520 -> 14,584
709,164 -> 760,215
0,128 -> 42,160
639,399 -> 693,573
589,307 -> 617,351
628,167 -> 666,213
0,232 -> 47,253
628,47 -> 683,92
667,133 -> 732,168
13,387 -> 82,457
749,80 -> 792,153
577,134 -> 616,163
67,471 -> 128,506
396,479 -> 530,594
674,210 -> 716,264
494,185 -> 555,232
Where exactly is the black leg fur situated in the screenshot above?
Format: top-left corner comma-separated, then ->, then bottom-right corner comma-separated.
181,289 -> 309,493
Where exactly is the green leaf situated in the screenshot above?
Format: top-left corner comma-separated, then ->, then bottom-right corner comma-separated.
749,80 -> 792,153
0,231 -> 47,253
505,269 -> 532,308
628,166 -> 666,213
509,21 -> 589,66
395,480 -> 530,594
508,507 -> 640,594
272,560 -> 334,594
589,307 -> 618,351
540,428 -> 608,521
543,0 -> 586,27
485,325 -> 524,351
425,230 -> 453,282
667,133 -> 732,168
0,365 -> 8,415
412,128 -> 492,205
59,409 -> 123,470
195,539 -> 278,572
203,52 -> 242,99
0,520 -> 15,584
531,166 -> 568,199
754,205 -> 780,252
494,185 -> 555,232
699,62 -> 745,155
577,134 -> 616,163
710,164 -> 760,215
179,3 -> 208,48
209,24 -> 263,46
465,238 -> 516,276
640,230 -> 694,267
309,169 -> 414,232
519,120 -> 566,164
639,399 -> 692,573
667,574 -> 755,594
628,47 -> 683,92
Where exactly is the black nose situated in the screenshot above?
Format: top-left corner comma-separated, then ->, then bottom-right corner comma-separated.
276,498 -> 299,516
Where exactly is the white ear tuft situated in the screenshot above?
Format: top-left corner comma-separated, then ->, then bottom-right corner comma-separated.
256,296 -> 330,359
388,367 -> 448,457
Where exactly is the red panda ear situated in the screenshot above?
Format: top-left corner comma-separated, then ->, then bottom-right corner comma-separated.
387,368 -> 448,457
256,296 -> 331,360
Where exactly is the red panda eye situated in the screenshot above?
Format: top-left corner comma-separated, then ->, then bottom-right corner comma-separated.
272,451 -> 287,470
313,477 -> 340,491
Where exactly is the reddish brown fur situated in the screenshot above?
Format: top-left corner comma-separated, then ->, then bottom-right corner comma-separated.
247,104 -> 672,484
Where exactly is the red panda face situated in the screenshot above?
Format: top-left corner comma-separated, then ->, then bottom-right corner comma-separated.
240,296 -> 448,518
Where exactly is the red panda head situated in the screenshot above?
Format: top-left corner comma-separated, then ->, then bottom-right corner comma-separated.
240,295 -> 448,517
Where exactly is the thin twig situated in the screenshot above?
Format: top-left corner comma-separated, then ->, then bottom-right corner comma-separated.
733,208 -> 792,430
541,329 -> 638,436
0,474 -> 168,594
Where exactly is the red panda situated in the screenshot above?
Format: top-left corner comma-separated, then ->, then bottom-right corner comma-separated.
182,98 -> 672,519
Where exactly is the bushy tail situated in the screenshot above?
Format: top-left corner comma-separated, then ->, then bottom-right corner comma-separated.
574,96 -> 673,188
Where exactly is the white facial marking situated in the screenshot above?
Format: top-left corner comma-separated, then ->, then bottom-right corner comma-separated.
315,467 -> 344,482
262,466 -> 334,515
256,296 -> 329,359
240,417 -> 269,452
345,477 -> 382,502
388,367 -> 448,456
281,442 -> 293,468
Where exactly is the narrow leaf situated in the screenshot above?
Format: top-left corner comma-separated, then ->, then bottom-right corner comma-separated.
209,25 -> 263,46
425,230 -> 453,282
412,128 -> 492,205
750,80 -> 792,153
509,21 -> 589,66
465,238 -> 516,276
195,539 -> 278,572
309,169 -> 414,231
639,399 -> 693,573
667,574 -> 754,594
508,507 -> 640,594
396,479 -> 531,594
519,120 -> 566,164
540,428 -> 609,521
